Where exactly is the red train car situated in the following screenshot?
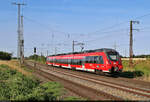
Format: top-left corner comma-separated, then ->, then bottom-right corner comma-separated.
46,48 -> 123,74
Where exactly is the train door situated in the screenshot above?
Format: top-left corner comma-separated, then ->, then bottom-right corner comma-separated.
82,57 -> 85,71
84,56 -> 95,71
98,56 -> 104,70
84,56 -> 90,70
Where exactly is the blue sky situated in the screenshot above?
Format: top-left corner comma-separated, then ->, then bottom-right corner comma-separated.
0,0 -> 150,57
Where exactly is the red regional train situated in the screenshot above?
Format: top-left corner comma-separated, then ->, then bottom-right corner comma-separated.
46,48 -> 123,74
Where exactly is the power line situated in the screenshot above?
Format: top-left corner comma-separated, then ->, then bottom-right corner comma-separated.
84,28 -> 129,43
24,16 -> 76,35
85,12 -> 150,36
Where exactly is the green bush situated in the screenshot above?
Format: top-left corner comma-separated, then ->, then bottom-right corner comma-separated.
0,51 -> 12,60
28,54 -> 46,64
0,65 -> 64,101
122,60 -> 150,78
0,65 -> 17,80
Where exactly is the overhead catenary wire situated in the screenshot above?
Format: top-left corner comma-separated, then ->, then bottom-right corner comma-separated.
23,11 -> 150,56
84,28 -> 129,43
23,11 -> 150,40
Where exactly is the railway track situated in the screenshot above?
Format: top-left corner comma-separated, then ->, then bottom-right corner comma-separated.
24,61 -> 150,100
24,61 -> 122,100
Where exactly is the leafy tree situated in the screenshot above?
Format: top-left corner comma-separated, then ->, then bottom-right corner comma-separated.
0,51 -> 12,60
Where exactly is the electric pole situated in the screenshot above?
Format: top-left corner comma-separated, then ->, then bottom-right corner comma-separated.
113,41 -> 117,50
12,2 -> 26,64
55,47 -> 57,55
34,47 -> 36,68
47,50 -> 49,56
129,20 -> 139,67
72,40 -> 84,53
72,40 -> 75,53
125,49 -> 127,57
20,15 -> 24,64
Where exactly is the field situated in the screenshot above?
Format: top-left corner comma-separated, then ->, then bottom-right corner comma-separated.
121,59 -> 150,81
0,60 -> 83,101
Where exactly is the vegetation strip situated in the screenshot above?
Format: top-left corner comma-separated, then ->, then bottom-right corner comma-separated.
24,61 -> 123,100
0,64 -> 64,101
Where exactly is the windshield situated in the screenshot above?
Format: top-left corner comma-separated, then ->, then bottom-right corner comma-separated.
107,51 -> 119,61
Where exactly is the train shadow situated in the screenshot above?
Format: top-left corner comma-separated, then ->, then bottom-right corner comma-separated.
52,66 -> 144,79
110,70 -> 144,78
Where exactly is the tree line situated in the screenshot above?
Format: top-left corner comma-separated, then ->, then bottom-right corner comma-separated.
0,51 -> 12,60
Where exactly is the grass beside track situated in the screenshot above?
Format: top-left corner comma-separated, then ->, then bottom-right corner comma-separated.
0,60 -> 84,101
121,59 -> 150,81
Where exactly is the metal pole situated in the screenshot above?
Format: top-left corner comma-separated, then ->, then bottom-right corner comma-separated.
55,47 -> 57,55
129,21 -> 133,67
72,40 -> 74,53
12,2 -> 26,64
34,47 -> 36,68
20,15 -> 24,64
47,50 -> 48,56
18,4 -> 21,61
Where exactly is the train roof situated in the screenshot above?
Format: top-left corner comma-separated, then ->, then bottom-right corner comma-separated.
48,48 -> 117,57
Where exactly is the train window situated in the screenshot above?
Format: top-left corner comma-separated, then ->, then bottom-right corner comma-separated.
59,59 -> 62,63
61,59 -> 63,63
64,59 -> 68,64
81,58 -> 84,64
59,59 -> 61,63
53,59 -> 55,63
74,59 -> 77,65
66,59 -> 68,64
55,59 -> 57,63
71,59 -> 74,64
52,59 -> 54,63
99,56 -> 104,64
70,59 -> 84,65
79,59 -> 82,65
70,59 -> 73,64
75,59 -> 78,65
76,59 -> 78,65
56,59 -> 58,63
63,59 -> 65,64
85,57 -> 88,63
76,59 -> 80,65
85,56 -> 103,64
90,56 -> 94,63
68,59 -> 71,64
64,59 -> 67,64
62,59 -> 65,64
94,56 -> 98,63
72,59 -> 76,64
85,56 -> 90,63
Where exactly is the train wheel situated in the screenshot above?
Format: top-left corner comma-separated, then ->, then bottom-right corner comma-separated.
72,67 -> 76,71
95,69 -> 100,75
95,69 -> 105,76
